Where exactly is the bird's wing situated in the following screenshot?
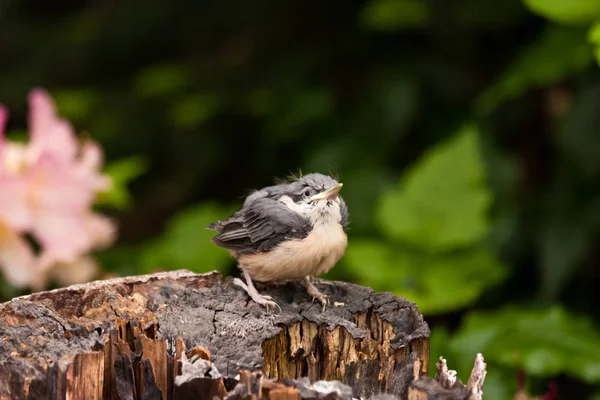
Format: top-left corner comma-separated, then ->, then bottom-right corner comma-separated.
211,197 -> 310,254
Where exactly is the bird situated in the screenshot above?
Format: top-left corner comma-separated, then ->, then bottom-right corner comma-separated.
207,173 -> 349,312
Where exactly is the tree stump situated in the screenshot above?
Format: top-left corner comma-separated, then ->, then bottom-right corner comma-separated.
0,270 -> 431,399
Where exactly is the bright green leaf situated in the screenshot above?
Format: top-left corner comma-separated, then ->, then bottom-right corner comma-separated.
396,249 -> 506,315
589,21 -> 600,66
97,156 -> 148,209
376,125 -> 492,252
476,26 -> 593,114
138,203 -> 236,274
450,306 -> 600,382
523,0 -> 600,25
589,20 -> 600,43
361,0 -> 431,31
344,240 -> 506,314
342,239 -> 395,288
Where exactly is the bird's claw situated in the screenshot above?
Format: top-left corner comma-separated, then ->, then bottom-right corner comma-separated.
312,294 -> 330,312
233,277 -> 282,313
251,293 -> 282,313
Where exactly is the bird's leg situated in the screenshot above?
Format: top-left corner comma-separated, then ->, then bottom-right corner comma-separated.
233,270 -> 281,312
303,276 -> 329,312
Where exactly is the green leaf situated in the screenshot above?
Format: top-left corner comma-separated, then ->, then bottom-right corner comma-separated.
523,0 -> 600,25
589,21 -> 600,66
450,306 -> 600,382
5,130 -> 28,143
476,26 -> 593,115
361,0 -> 431,31
476,365 -> 518,400
376,125 -> 492,252
168,94 -> 219,128
97,156 -> 148,209
589,20 -> 600,43
344,240 -> 506,315
341,239 -> 395,288
429,328 -> 517,400
138,203 -> 236,274
134,64 -> 191,98
53,89 -> 97,123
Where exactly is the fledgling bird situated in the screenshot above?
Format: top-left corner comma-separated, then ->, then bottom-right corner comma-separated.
207,173 -> 349,311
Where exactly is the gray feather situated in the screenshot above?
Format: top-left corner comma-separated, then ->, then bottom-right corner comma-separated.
340,197 -> 350,230
210,197 -> 310,254
208,172 -> 349,253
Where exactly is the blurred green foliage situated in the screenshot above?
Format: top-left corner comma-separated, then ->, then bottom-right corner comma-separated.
523,0 -> 600,24
450,306 -> 600,382
476,26 -> 593,114
137,203 -> 235,274
376,126 -> 491,250
99,156 -> 149,209
2,0 -> 600,398
345,126 -> 506,314
360,0 -> 431,30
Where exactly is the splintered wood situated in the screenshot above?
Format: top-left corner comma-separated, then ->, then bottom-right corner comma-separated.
262,310 -> 430,396
0,270 -> 432,399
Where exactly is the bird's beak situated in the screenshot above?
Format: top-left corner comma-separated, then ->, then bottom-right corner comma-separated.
310,183 -> 343,204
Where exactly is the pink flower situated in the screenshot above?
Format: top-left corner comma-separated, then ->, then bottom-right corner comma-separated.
0,89 -> 116,289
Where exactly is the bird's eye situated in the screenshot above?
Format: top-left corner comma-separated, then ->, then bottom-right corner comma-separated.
303,189 -> 311,197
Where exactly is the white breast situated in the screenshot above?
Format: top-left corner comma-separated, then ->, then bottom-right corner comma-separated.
239,221 -> 348,282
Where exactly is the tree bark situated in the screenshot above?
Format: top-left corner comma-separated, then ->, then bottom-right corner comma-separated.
0,270 -> 431,399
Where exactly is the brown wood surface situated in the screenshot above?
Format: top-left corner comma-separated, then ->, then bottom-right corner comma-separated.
0,270 -> 432,399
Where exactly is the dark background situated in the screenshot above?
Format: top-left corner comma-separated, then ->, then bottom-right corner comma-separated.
2,0 -> 600,398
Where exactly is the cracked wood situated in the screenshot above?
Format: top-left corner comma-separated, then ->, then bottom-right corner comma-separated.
0,270 -> 430,399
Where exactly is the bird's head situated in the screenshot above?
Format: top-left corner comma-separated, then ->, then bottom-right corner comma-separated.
279,173 -> 347,227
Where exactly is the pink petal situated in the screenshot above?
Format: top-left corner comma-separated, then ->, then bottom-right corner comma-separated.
34,211 -> 91,268
35,211 -> 116,271
77,141 -> 112,192
0,104 -> 7,131
0,222 -> 44,289
47,256 -> 99,287
83,213 -> 117,249
28,154 -> 94,212
80,140 -> 103,171
0,177 -> 31,230
3,142 -> 28,174
27,88 -> 78,165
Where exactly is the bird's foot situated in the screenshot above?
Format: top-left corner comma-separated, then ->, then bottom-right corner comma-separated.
233,277 -> 282,313
311,292 -> 330,312
303,277 -> 330,312
249,293 -> 281,313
